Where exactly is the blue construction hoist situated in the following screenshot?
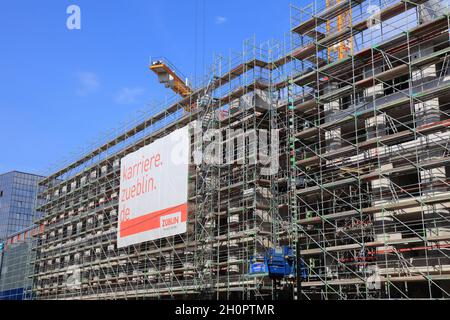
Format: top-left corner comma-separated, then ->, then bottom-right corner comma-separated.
249,246 -> 306,279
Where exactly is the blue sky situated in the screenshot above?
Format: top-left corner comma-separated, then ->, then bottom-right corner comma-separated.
0,0 -> 305,176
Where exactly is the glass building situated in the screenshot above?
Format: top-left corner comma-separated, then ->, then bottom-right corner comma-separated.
0,227 -> 35,300
0,171 -> 44,300
0,171 -> 44,240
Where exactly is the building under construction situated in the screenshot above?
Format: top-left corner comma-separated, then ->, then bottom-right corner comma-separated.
30,0 -> 450,300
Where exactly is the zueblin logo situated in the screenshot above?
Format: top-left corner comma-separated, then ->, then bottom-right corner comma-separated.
161,212 -> 182,231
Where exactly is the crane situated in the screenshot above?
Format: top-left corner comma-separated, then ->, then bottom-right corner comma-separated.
326,0 -> 353,61
150,58 -> 193,98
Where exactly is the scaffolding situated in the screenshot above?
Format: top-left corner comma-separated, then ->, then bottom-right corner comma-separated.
288,0 -> 450,299
29,0 -> 450,300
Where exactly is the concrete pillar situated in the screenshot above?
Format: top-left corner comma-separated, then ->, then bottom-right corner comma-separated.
413,0 -> 445,127
364,65 -> 384,102
371,164 -> 403,252
412,51 -> 442,182
325,127 -> 341,153
414,100 -> 441,128
412,56 -> 440,128
420,167 -> 447,194
230,98 -> 240,112
324,83 -> 341,153
365,114 -> 387,140
420,166 -> 450,245
410,32 -> 450,248
254,89 -> 270,110
164,253 -> 174,282
364,67 -> 392,253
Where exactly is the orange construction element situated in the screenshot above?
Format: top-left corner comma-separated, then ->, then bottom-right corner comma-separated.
150,60 -> 193,97
326,0 -> 353,61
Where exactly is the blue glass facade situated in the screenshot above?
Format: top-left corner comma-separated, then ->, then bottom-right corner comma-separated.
0,171 -> 44,240
0,238 -> 31,300
0,288 -> 25,300
0,171 -> 44,300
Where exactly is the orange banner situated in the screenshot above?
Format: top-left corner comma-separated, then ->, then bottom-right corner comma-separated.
120,203 -> 187,238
